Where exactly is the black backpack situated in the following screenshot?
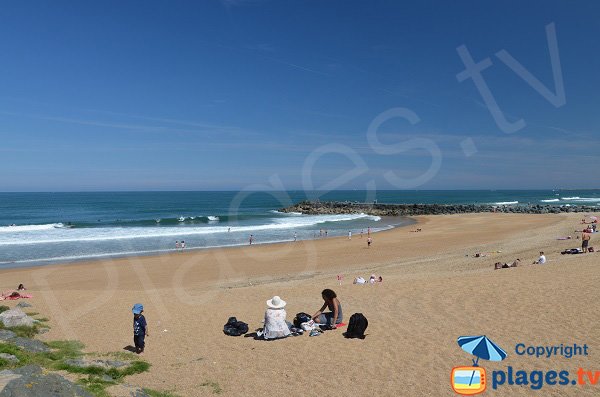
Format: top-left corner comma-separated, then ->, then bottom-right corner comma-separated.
223,316 -> 249,336
293,312 -> 312,328
344,313 -> 368,339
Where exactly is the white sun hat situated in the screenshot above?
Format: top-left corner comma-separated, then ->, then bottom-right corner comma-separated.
266,295 -> 286,309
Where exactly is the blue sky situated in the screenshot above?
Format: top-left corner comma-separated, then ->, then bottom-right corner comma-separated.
0,0 -> 598,191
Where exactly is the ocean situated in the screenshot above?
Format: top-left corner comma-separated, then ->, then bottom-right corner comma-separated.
1,190 -> 598,268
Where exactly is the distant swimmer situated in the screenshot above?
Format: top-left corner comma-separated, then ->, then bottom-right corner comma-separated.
228,227 -> 231,232
294,232 -> 297,242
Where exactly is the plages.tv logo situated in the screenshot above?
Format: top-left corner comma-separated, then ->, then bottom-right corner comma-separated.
451,335 -> 508,395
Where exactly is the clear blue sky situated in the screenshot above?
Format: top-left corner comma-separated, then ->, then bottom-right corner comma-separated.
0,1 -> 598,191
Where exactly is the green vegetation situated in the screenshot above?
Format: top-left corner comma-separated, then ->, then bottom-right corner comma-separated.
0,310 -> 152,397
0,321 -> 43,338
143,388 -> 181,397
0,305 -> 9,313
199,381 -> 223,395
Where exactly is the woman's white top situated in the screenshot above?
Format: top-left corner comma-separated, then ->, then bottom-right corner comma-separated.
263,308 -> 291,339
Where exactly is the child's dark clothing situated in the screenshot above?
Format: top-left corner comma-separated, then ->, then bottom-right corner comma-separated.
133,314 -> 147,352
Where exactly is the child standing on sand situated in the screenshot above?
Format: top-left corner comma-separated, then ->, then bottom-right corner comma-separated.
132,303 -> 149,354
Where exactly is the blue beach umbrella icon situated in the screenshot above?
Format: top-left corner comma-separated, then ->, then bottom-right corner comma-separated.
457,335 -> 507,386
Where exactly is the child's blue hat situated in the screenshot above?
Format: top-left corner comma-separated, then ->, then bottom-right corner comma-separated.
132,303 -> 143,314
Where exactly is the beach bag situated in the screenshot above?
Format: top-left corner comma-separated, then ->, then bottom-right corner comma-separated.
301,320 -> 317,331
344,313 -> 368,339
293,312 -> 312,328
223,317 -> 249,336
589,247 -> 595,252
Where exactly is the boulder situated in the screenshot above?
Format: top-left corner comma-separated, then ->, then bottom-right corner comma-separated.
15,302 -> 32,309
0,365 -> 93,397
0,330 -> 16,341
0,354 -> 18,364
64,358 -> 128,370
11,337 -> 50,353
0,309 -> 35,328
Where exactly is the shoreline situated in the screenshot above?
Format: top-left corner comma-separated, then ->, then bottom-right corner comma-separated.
0,215 -> 413,271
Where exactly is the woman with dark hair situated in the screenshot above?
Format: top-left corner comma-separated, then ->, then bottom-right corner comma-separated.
312,289 -> 342,326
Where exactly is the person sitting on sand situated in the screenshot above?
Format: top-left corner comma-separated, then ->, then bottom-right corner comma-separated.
511,259 -> 520,267
262,296 -> 291,340
369,274 -> 377,284
353,276 -> 366,285
17,284 -> 26,291
312,289 -> 343,326
494,262 -> 503,270
378,276 -> 383,282
533,252 -> 546,264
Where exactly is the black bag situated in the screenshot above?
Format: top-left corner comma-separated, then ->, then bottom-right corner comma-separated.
223,317 -> 249,336
344,313 -> 368,339
293,312 -> 312,328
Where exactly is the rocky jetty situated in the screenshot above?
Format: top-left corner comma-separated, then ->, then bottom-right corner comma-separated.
280,201 -> 598,216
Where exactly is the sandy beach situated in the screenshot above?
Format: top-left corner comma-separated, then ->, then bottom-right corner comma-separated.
1,212 -> 599,396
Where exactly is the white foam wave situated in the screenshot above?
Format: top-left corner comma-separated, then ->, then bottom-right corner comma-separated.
541,199 -> 560,203
0,213 -> 382,246
0,223 -> 64,233
563,197 -> 600,202
494,201 -> 518,205
207,216 -> 220,221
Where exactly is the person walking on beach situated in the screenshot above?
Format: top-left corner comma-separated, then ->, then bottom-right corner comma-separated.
294,232 -> 297,242
132,303 -> 148,354
360,230 -> 364,238
348,231 -> 352,240
175,241 -> 180,250
367,237 -> 372,247
367,227 -> 371,237
181,241 -> 186,250
249,234 -> 254,245
582,231 -> 591,253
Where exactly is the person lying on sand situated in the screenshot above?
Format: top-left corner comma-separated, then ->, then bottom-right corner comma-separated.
494,259 -> 520,270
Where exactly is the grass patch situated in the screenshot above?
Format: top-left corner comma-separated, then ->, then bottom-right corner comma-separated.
45,340 -> 84,360
35,317 -> 49,323
0,305 -> 9,313
25,312 -> 39,316
143,388 -> 181,397
0,341 -> 46,368
0,357 -> 8,368
78,375 -> 116,397
57,359 -> 150,380
0,323 -> 40,338
199,381 -> 223,395
115,360 -> 150,377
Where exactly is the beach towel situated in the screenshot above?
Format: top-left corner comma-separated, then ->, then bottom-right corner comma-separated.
335,322 -> 347,328
0,291 -> 32,300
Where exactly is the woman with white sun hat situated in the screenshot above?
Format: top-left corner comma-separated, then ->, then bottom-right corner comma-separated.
262,295 -> 291,340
